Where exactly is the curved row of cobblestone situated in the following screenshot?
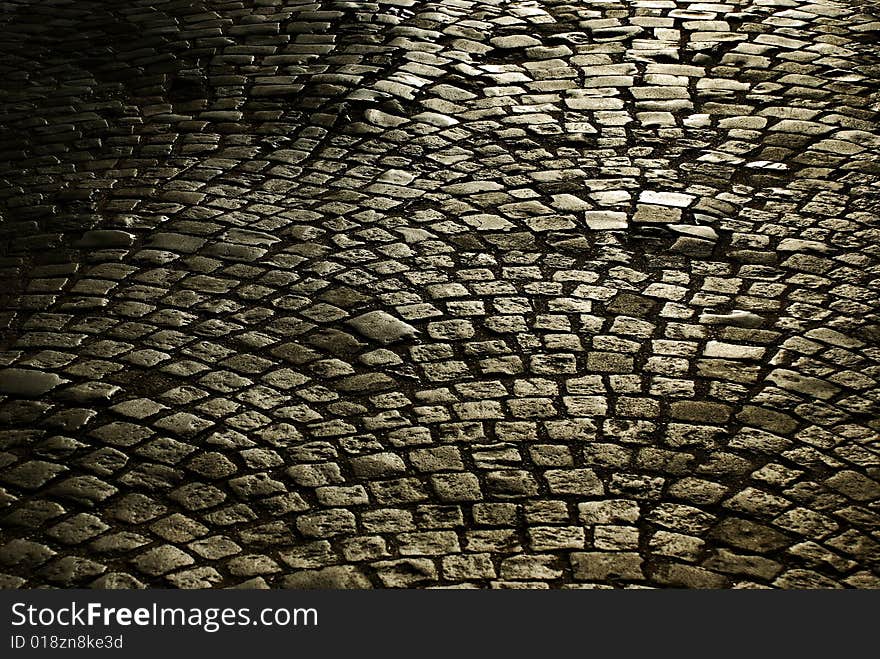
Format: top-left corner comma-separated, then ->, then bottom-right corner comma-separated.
1,0 -> 879,588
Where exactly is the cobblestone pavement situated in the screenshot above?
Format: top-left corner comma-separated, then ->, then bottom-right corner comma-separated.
1,0 -> 879,589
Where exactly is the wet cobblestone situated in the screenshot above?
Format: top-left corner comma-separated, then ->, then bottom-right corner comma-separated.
1,0 -> 880,589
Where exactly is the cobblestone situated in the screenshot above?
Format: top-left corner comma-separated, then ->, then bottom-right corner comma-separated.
0,0 -> 879,590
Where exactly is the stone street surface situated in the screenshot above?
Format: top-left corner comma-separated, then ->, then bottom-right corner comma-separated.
1,0 -> 879,589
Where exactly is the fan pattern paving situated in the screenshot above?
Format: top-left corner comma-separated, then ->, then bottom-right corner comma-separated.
0,0 -> 879,588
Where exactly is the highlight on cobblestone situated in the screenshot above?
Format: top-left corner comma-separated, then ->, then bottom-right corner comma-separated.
0,0 -> 879,590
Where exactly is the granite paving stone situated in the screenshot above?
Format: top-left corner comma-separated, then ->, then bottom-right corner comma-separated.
0,0 -> 879,590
